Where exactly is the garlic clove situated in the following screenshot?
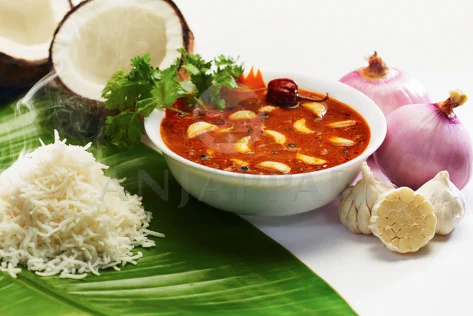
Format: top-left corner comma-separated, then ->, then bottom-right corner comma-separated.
296,153 -> 326,165
263,130 -> 287,144
293,119 -> 314,134
255,161 -> 291,174
215,127 -> 233,134
356,196 -> 372,234
187,122 -> 218,139
370,187 -> 436,253
258,105 -> 277,113
328,120 -> 357,128
417,171 -> 466,235
330,137 -> 355,147
235,136 -> 252,153
346,202 -> 360,233
338,162 -> 394,234
230,158 -> 248,166
301,102 -> 326,117
228,110 -> 257,120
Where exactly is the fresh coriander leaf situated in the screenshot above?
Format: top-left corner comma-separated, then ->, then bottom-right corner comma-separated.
232,63 -> 245,78
179,49 -> 213,95
105,111 -> 143,148
214,55 -> 236,67
132,53 -> 150,65
178,49 -> 244,105
102,54 -> 158,111
180,80 -> 197,93
101,69 -> 127,110
103,79 -> 150,111
192,72 -> 213,98
136,98 -> 157,116
102,50 -> 247,148
151,77 -> 183,109
128,53 -> 155,83
213,71 -> 238,89
179,48 -> 212,73
162,57 -> 181,76
151,62 -> 183,109
214,55 -> 244,78
182,63 -> 200,76
209,87 -> 226,110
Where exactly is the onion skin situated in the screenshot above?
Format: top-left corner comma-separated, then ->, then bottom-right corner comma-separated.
340,52 -> 431,116
374,103 -> 472,190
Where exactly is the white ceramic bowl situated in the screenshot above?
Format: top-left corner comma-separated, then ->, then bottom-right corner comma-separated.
144,72 -> 387,216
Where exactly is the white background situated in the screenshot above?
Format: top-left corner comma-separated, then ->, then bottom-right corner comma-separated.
172,1 -> 473,315
77,0 -> 473,315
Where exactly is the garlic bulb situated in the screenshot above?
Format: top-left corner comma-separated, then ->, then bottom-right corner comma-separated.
339,162 -> 394,234
370,187 -> 436,253
417,171 -> 466,235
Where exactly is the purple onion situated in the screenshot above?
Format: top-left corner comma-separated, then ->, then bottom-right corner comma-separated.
340,52 -> 431,116
374,90 -> 472,189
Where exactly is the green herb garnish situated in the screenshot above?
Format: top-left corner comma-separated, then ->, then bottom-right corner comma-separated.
102,50 -> 244,148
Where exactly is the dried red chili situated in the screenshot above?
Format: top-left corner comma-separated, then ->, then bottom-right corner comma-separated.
266,78 -> 329,108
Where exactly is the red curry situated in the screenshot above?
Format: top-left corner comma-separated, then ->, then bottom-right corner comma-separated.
161,89 -> 370,175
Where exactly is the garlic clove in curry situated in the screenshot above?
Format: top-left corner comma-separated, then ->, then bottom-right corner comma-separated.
370,187 -> 436,253
296,153 -> 326,166
235,136 -> 252,153
339,162 -> 394,234
263,130 -> 287,144
187,122 -> 218,139
258,105 -> 277,113
255,161 -> 291,174
328,120 -> 357,128
301,102 -> 326,118
417,171 -> 466,235
293,119 -> 314,134
330,137 -> 356,147
228,110 -> 257,120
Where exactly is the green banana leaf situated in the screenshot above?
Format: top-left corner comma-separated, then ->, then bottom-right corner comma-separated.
0,90 -> 356,316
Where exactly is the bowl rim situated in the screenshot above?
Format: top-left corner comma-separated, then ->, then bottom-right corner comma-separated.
144,71 -> 387,180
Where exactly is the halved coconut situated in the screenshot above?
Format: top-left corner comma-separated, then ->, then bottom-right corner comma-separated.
50,0 -> 194,103
0,0 -> 72,87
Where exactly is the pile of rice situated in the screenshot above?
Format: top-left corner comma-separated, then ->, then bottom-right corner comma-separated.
0,131 -> 163,279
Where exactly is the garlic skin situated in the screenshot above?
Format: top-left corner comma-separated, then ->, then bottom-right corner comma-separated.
417,171 -> 466,235
339,162 -> 394,234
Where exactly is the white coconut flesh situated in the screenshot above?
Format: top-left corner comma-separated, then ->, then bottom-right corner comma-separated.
0,0 -> 70,61
51,0 -> 186,102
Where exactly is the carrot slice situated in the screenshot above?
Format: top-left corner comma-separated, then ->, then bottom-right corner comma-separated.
236,67 -> 266,90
